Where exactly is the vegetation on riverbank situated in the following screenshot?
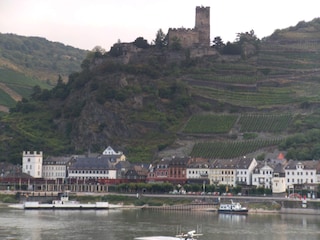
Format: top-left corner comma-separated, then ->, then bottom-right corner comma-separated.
73,194 -> 193,206
0,193 -> 19,203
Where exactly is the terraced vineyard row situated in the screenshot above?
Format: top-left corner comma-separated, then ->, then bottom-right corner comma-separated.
189,74 -> 257,84
183,114 -> 238,134
190,138 -> 284,159
192,85 -> 306,107
239,114 -> 292,132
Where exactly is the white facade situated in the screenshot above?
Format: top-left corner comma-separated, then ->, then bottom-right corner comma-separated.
209,168 -> 236,186
285,161 -> 318,187
22,151 -> 43,178
43,165 -> 66,179
252,163 -> 274,189
272,174 -> 286,193
42,157 -> 70,180
102,146 -> 119,155
187,167 -> 209,179
236,158 -> 257,185
68,169 -> 117,180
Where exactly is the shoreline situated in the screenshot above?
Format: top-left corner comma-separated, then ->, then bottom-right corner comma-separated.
1,191 -> 320,215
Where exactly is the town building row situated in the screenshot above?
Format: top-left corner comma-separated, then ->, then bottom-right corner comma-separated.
20,147 -> 320,194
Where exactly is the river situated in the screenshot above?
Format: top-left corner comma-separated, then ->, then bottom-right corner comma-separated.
1,205 -> 319,240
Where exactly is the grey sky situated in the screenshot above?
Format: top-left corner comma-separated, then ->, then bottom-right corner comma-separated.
0,0 -> 319,50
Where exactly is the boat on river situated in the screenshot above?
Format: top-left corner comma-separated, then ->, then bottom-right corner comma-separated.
9,193 -> 123,210
218,200 -> 248,214
135,230 -> 203,240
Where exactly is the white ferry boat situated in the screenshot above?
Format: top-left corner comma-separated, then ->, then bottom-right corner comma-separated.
218,200 -> 248,214
9,193 -> 123,210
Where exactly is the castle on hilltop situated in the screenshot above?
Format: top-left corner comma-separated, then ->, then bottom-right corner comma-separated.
168,6 -> 210,48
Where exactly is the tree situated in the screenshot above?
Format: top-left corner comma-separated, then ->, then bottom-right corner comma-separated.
236,30 -> 259,44
223,41 -> 241,55
212,36 -> 225,53
133,37 -> 149,49
154,29 -> 167,48
170,36 -> 182,51
92,45 -> 106,54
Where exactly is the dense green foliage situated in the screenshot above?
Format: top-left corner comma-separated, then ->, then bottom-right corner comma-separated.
2,19 -> 320,163
0,33 -> 87,109
0,33 -> 86,76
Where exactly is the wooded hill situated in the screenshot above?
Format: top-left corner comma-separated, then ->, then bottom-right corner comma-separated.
1,18 -> 320,164
0,33 -> 88,112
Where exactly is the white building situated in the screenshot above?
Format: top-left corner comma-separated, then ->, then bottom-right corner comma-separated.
209,159 -> 237,186
236,157 -> 257,186
22,151 -> 43,178
284,160 -> 319,187
102,146 -> 126,162
187,158 -> 209,180
272,164 -> 286,194
252,161 -> 274,189
68,156 -> 117,180
42,156 -> 71,180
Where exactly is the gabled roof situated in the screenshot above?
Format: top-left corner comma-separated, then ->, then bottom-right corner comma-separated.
114,161 -> 132,170
169,156 -> 190,166
253,161 -> 274,173
212,159 -> 240,169
188,157 -> 210,168
236,157 -> 256,169
273,163 -> 286,174
102,146 -> 122,156
285,160 -> 320,170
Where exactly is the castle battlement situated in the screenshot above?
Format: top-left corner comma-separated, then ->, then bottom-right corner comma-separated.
23,151 -> 43,156
168,6 -> 210,48
196,6 -> 210,10
169,28 -> 194,32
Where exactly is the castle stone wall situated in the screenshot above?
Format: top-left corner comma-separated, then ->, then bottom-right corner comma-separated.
195,6 -> 210,47
168,28 -> 199,48
167,6 -> 210,49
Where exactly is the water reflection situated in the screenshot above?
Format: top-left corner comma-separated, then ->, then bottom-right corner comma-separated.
1,206 -> 320,240
218,213 -> 247,223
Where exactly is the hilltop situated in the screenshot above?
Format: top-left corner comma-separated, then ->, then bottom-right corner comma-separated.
1,18 -> 320,164
0,33 -> 88,112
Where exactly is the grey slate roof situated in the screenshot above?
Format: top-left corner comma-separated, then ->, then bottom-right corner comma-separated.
69,157 -> 116,170
43,156 -> 72,165
285,160 -> 320,171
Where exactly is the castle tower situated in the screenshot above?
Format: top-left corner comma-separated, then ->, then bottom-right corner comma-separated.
22,151 -> 43,178
195,6 -> 210,47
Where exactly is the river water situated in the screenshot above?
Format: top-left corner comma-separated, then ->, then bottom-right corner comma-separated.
1,206 -> 319,240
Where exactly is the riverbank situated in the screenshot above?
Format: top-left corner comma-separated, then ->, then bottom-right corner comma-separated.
1,191 -> 320,214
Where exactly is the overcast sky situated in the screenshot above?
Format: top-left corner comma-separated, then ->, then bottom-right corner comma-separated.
0,0 -> 319,50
